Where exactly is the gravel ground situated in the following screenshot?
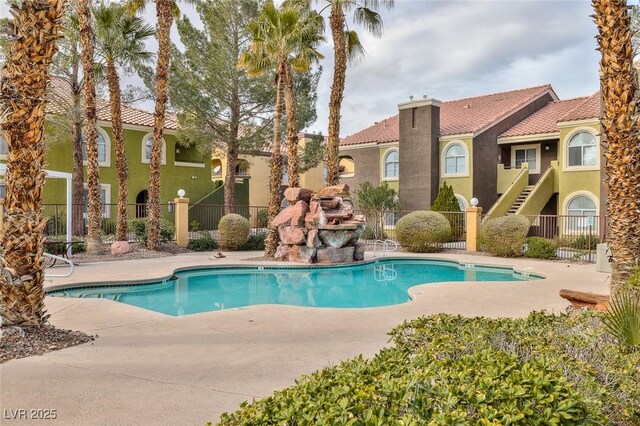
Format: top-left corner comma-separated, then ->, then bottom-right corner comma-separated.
70,242 -> 189,264
0,325 -> 95,364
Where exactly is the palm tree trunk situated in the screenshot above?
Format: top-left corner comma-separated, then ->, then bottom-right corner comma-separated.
106,61 -> 129,242
0,0 -> 65,326
284,63 -> 299,188
593,0 -> 640,295
326,7 -> 347,186
70,41 -> 85,237
265,69 -> 285,257
78,0 -> 103,255
147,0 -> 173,251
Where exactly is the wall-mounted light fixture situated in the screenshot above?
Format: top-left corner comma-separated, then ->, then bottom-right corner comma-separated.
544,144 -> 550,151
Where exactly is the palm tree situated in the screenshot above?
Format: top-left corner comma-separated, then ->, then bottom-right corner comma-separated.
322,0 -> 393,185
78,0 -> 103,255
126,0 -> 186,251
0,0 -> 65,325
593,0 -> 640,295
94,2 -> 154,243
240,1 -> 324,256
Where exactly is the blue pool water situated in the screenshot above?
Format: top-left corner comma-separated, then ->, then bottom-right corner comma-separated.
48,259 -> 539,316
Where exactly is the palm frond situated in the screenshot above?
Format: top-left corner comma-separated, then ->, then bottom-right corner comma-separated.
345,30 -> 365,62
353,6 -> 383,37
602,291 -> 640,347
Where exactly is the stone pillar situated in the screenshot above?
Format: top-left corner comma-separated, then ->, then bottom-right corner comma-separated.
174,197 -> 190,248
466,206 -> 482,252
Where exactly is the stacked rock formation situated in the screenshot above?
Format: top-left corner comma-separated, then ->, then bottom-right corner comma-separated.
273,184 -> 366,264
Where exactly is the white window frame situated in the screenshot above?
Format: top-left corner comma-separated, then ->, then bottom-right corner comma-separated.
141,133 -> 167,165
82,183 -> 112,219
511,143 -> 541,174
564,128 -> 599,171
454,194 -> 468,211
0,133 -> 8,160
562,191 -> 599,234
441,141 -> 469,177
82,127 -> 111,167
382,148 -> 399,180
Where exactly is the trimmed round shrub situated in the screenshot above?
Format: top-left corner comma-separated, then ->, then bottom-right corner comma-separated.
525,237 -> 557,259
395,211 -> 452,253
481,215 -> 530,257
218,214 -> 250,250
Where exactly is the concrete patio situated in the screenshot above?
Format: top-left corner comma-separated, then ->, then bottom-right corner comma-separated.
1,251 -> 609,425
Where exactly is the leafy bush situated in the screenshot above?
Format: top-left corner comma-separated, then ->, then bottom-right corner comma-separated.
217,214 -> 250,250
360,227 -> 377,240
190,220 -> 200,232
128,218 -> 175,243
187,234 -> 218,252
256,209 -> 269,228
395,211 -> 451,253
525,237 -> 557,259
354,181 -> 400,240
570,233 -> 598,250
481,215 -> 530,257
239,232 -> 266,251
431,181 -> 461,212
219,311 -> 640,425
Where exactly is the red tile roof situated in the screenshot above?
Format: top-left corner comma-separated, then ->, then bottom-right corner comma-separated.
499,92 -> 600,139
341,85 -> 556,146
558,92 -> 600,122
46,77 -> 177,130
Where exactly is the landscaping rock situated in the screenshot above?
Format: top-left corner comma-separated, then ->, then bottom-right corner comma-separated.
290,201 -> 309,227
305,210 -> 327,228
316,246 -> 355,264
319,197 -> 341,209
272,206 -> 295,227
274,244 -> 291,261
307,228 -> 319,248
284,187 -> 313,204
288,245 -> 316,264
278,226 -> 307,245
324,202 -> 354,221
353,241 -> 366,261
319,229 -> 354,248
110,241 -> 131,256
348,223 -> 367,245
318,184 -> 350,198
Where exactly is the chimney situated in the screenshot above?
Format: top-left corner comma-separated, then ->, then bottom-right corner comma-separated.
397,97 -> 441,211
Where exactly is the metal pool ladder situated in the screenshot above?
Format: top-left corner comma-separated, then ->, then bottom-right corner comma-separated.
44,253 -> 75,278
373,239 -> 398,257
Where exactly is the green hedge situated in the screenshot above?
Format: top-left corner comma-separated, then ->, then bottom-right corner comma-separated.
129,218 -> 175,243
187,233 -> 218,252
219,311 -> 639,425
395,211 -> 451,253
525,237 -> 557,259
481,215 -> 530,257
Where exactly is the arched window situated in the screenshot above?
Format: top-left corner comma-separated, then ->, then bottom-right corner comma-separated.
567,131 -> 597,167
142,134 -> 166,165
383,150 -> 399,179
454,195 -> 468,211
567,195 -> 597,216
566,194 -> 598,233
235,160 -> 250,176
0,134 -> 8,159
339,156 -> 355,178
82,127 -> 110,166
444,143 -> 466,175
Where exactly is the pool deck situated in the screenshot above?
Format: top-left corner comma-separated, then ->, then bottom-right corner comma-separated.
1,251 -> 609,425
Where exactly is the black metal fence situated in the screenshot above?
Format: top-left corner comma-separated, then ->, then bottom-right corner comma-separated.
355,209 -> 467,251
187,204 -> 268,239
42,203 -> 176,243
481,214 -> 606,262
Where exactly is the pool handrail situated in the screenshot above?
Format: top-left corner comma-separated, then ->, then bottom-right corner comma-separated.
44,253 -> 75,278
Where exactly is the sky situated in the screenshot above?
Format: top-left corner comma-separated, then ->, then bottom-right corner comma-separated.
1,0 -> 635,137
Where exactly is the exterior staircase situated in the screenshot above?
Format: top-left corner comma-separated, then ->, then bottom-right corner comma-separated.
507,186 -> 534,215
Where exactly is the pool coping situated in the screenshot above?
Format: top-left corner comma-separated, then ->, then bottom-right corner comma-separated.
46,256 -> 546,295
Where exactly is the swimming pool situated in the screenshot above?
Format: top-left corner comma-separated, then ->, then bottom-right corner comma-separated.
48,258 -> 540,316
